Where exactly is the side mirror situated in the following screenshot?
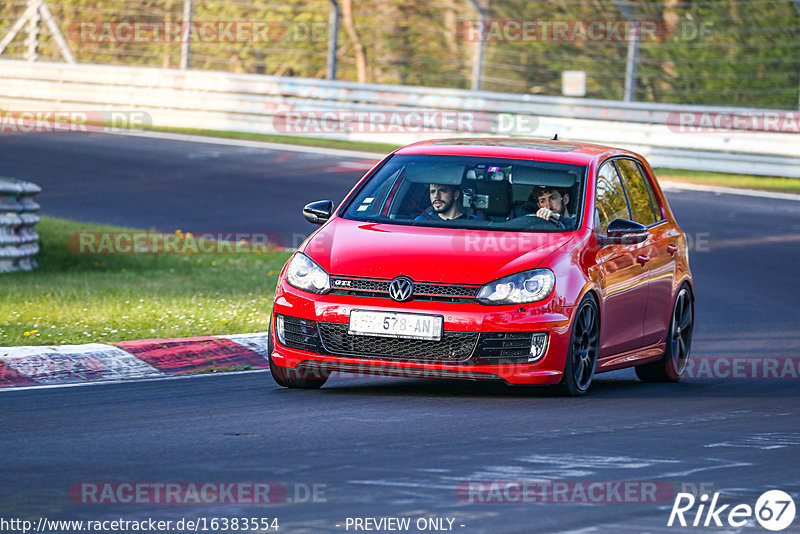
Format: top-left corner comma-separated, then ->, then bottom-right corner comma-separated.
598,219 -> 648,245
303,200 -> 334,225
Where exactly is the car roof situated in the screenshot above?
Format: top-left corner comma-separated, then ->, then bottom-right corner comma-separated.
393,137 -> 641,166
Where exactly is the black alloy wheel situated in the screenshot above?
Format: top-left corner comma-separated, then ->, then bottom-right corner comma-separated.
558,296 -> 600,396
636,285 -> 694,382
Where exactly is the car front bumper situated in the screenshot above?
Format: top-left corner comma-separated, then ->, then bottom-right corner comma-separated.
271,281 -> 575,385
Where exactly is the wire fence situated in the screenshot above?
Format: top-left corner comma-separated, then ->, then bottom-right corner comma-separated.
1,0 -> 799,109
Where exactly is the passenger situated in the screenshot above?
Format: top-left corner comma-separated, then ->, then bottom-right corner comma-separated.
415,183 -> 481,221
524,186 -> 575,227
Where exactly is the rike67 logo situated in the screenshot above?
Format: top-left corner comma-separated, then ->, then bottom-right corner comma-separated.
668,490 -> 796,531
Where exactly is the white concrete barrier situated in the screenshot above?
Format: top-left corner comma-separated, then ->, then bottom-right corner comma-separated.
0,60 -> 797,177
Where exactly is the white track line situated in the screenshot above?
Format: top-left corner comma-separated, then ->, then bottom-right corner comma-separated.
0,368 -> 271,393
1,343 -> 163,384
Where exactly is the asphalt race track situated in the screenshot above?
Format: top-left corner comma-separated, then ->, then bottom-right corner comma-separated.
1,132 -> 799,533
0,132 -> 376,238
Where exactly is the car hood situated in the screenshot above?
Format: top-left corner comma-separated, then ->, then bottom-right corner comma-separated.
301,218 -> 574,285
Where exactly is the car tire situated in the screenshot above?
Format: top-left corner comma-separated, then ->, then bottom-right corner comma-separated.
635,285 -> 694,383
267,319 -> 329,389
557,295 -> 600,396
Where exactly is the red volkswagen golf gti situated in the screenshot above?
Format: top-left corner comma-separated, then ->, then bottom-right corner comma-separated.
268,138 -> 694,395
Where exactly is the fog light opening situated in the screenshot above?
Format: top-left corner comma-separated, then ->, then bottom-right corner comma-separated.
529,332 -> 549,362
275,315 -> 285,346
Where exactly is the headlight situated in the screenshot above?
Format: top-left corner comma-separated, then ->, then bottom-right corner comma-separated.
476,269 -> 555,305
285,253 -> 330,294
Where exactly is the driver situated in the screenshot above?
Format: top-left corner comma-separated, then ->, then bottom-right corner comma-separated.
415,183 -> 481,221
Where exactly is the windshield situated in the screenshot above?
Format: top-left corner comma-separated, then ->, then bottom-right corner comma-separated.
342,154 -> 586,232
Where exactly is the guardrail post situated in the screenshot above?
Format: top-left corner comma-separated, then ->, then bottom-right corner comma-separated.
326,0 -> 340,80
0,177 -> 41,273
467,0 -> 487,92
180,0 -> 193,70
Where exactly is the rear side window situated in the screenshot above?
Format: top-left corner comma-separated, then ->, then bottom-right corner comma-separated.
638,163 -> 664,221
595,161 -> 630,234
614,159 -> 658,226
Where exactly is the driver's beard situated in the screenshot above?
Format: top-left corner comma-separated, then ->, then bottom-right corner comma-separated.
433,199 -> 453,213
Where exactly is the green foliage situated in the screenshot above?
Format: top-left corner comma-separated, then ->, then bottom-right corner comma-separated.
653,168 -> 800,194
1,0 -> 798,108
0,216 -> 291,346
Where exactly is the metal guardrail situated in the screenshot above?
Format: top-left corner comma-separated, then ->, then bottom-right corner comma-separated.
0,60 -> 798,177
0,177 -> 40,273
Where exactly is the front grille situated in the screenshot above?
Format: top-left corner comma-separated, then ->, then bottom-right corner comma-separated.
332,278 -> 390,292
318,322 -> 478,362
415,283 -> 480,297
329,276 -> 480,303
277,315 -> 536,366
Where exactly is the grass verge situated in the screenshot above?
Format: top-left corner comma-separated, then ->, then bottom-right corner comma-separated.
1,216 -> 291,347
654,169 -> 800,195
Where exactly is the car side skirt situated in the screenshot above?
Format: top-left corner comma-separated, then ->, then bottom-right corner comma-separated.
596,343 -> 666,373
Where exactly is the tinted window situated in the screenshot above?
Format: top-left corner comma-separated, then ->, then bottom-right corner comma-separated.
595,162 -> 630,234
638,163 -> 664,221
614,159 -> 657,226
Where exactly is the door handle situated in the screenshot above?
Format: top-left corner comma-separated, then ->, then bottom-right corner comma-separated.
666,244 -> 678,255
636,254 -> 650,266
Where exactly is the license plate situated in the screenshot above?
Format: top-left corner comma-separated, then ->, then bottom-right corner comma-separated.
349,310 -> 443,341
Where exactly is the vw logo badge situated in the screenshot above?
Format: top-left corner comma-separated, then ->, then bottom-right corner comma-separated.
389,276 -> 414,302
